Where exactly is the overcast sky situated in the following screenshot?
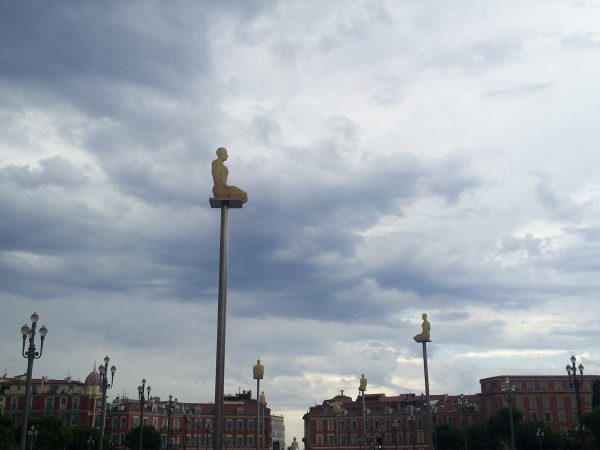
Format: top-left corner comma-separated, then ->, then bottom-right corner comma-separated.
2,0 -> 600,445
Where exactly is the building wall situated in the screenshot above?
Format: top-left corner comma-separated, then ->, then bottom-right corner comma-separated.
479,375 -> 597,434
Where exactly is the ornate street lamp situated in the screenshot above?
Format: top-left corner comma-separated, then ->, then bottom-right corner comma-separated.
392,419 -> 399,450
166,394 -> 175,449
27,425 -> 38,450
502,378 -> 516,450
138,379 -> 151,450
20,312 -> 48,450
457,394 -> 468,450
407,406 -> 416,450
87,436 -> 95,450
98,356 -> 116,450
183,405 -> 192,450
195,416 -> 202,450
566,355 -> 585,440
536,427 -> 544,450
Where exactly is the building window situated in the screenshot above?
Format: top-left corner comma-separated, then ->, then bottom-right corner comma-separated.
544,412 -> 552,422
417,432 -> 424,443
72,397 -> 80,410
527,382 -> 535,391
237,436 -> 244,445
71,414 -> 80,425
543,397 -> 550,408
557,397 -> 564,408
397,433 -> 403,444
447,417 -> 453,425
407,433 -> 413,444
531,412 -> 538,421
516,397 -> 523,408
351,420 -> 357,430
316,435 -> 323,445
374,419 -> 380,429
417,418 -> 423,427
327,435 -> 335,444
226,420 -> 233,431
559,411 -> 566,422
514,382 -> 522,391
248,436 -> 254,445
316,421 -> 323,431
555,381 -> 562,390
540,382 -> 548,391
351,434 -> 358,444
10,398 -> 17,410
121,417 -> 127,429
340,435 -> 347,444
237,420 -> 244,431
153,418 -> 158,428
530,398 -> 537,408
45,398 -> 54,410
385,433 -> 392,444
328,420 -> 334,431
133,417 -> 139,427
340,420 -> 346,430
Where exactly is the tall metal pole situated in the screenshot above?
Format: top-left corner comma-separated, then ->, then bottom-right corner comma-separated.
421,341 -> 433,450
359,375 -> 367,450
215,202 -> 229,450
566,355 -> 584,442
99,356 -> 116,450
19,312 -> 48,450
211,196 -> 242,450
138,379 -> 150,450
503,378 -> 516,450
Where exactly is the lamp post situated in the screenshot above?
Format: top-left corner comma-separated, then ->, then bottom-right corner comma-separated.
183,406 -> 191,450
195,416 -> 202,450
88,436 -> 95,450
166,395 -> 175,449
332,402 -> 341,450
430,405 -> 438,450
458,394 -> 468,450
138,379 -> 151,450
205,421 -> 212,450
407,407 -> 415,450
502,378 -> 516,450
27,425 -> 38,450
19,312 -> 48,450
536,427 -> 544,450
98,356 -> 116,450
392,419 -> 399,450
566,355 -> 584,440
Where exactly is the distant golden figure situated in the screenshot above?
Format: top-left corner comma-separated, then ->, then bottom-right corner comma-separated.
212,147 -> 248,203
413,313 -> 431,342
253,359 -> 264,379
259,391 -> 266,405
359,374 -> 367,392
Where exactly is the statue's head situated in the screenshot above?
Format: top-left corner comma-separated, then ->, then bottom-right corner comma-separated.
216,147 -> 228,159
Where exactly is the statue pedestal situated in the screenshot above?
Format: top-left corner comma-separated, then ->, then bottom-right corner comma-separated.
210,197 -> 244,208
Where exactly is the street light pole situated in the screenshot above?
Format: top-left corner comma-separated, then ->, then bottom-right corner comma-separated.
407,407 -> 415,450
27,425 -> 38,450
98,356 -> 116,450
536,427 -> 544,450
166,395 -> 175,449
566,355 -> 584,441
502,378 -> 516,450
138,379 -> 151,450
359,375 -> 367,450
458,394 -> 468,450
19,312 -> 48,450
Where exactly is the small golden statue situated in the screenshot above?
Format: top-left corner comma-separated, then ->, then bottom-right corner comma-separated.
413,313 -> 431,342
211,147 -> 248,203
359,374 -> 367,392
253,359 -> 264,380
259,391 -> 266,405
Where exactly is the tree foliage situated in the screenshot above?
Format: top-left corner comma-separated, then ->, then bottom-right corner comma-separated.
0,414 -> 17,449
123,424 -> 161,450
26,415 -> 73,449
434,423 -> 463,450
68,425 -> 104,450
